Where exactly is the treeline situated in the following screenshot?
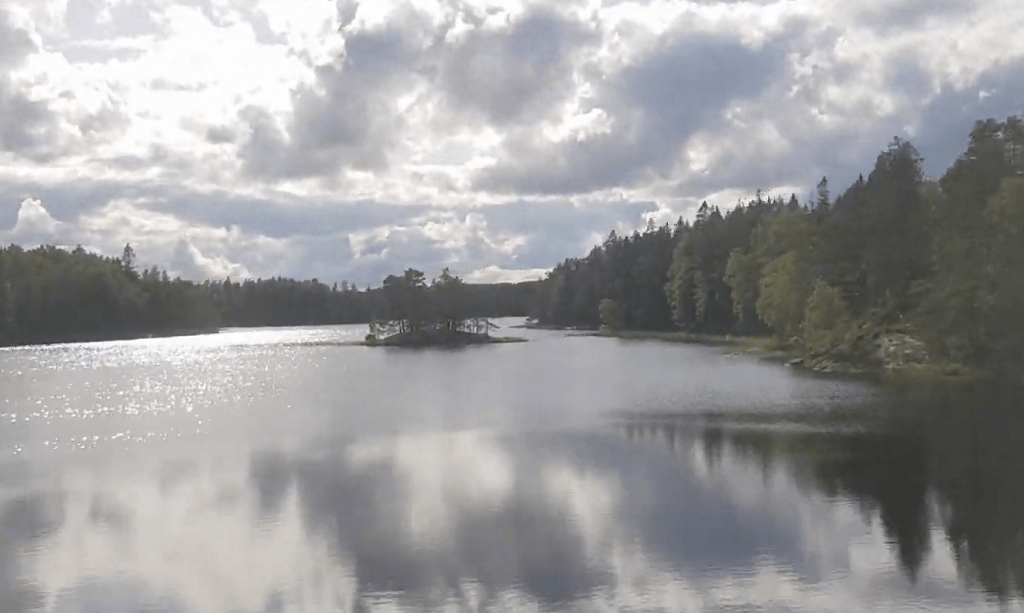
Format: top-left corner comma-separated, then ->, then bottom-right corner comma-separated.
534,219 -> 682,329
208,274 -> 539,328
366,268 -> 540,331
0,245 -> 219,346
0,245 -> 540,347
535,117 -> 1024,379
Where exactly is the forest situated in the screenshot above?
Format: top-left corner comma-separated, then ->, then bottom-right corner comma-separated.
533,117 -> 1024,381
2,116 -> 1022,382
0,244 -> 540,347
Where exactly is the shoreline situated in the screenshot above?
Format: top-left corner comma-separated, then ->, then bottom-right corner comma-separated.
590,328 -> 993,389
359,337 -> 528,348
0,327 -> 221,349
363,329 -> 528,348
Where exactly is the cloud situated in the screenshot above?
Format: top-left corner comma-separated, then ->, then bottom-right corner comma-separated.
72,199 -> 292,280
911,57 -> 1024,177
0,8 -> 36,70
0,0 -> 1021,282
0,491 -> 64,613
204,124 -> 236,144
7,198 -> 64,245
170,239 -> 252,280
474,23 -> 793,195
463,266 -> 548,283
1,427 -> 1006,613
438,9 -> 596,126
0,8 -> 62,161
0,193 -> 289,281
238,11 -> 422,180
853,0 -> 981,33
0,175 -> 665,285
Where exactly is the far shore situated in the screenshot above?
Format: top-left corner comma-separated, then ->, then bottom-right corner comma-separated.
361,328 -> 527,348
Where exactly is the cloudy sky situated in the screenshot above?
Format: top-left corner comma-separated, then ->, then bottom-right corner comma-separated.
0,0 -> 1022,285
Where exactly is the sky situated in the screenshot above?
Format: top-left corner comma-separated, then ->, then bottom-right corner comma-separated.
0,0 -> 1022,286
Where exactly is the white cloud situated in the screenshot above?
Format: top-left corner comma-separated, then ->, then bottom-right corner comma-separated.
0,195 -> 290,280
170,238 -> 252,280
463,265 -> 547,283
0,0 -> 1020,282
2,429 -> 1005,613
6,197 -> 63,245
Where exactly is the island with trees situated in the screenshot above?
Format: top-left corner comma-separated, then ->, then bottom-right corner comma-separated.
363,268 -> 526,347
0,247 -> 538,347
2,116 -> 1022,381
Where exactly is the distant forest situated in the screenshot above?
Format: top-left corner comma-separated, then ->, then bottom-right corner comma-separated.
533,116 -> 1024,380
0,244 -> 541,346
2,116 -> 1022,381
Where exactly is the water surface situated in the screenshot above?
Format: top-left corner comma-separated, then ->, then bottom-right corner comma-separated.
0,321 -> 1020,612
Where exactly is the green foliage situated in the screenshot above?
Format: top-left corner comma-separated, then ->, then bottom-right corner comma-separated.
0,244 -> 218,346
538,193 -> 789,334
523,115 -> 1024,381
539,221 -> 678,330
0,247 -> 541,347
980,177 -> 1024,378
755,251 -> 810,341
723,249 -> 759,328
598,298 -> 623,331
911,119 -> 1024,374
667,196 -> 783,334
803,282 -> 847,335
859,138 -> 931,314
380,269 -> 429,332
432,267 -> 467,329
803,283 -> 850,357
369,268 -> 535,339
7,115 -> 1023,383
666,249 -> 698,328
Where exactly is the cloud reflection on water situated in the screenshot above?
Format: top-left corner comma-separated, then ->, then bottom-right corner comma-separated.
0,422 -> 1013,613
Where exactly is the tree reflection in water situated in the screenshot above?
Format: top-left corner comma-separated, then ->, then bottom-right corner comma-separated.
625,382 -> 1024,602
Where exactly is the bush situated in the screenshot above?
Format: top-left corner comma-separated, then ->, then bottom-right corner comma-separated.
599,298 -> 624,331
757,251 -> 811,340
803,283 -> 850,358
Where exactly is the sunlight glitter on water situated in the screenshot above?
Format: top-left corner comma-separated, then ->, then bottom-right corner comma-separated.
0,324 -> 1019,611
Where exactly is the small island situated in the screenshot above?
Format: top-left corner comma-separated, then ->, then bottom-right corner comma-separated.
362,268 -> 527,347
365,327 -> 527,347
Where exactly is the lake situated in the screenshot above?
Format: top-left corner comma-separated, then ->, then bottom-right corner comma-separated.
0,320 -> 1021,612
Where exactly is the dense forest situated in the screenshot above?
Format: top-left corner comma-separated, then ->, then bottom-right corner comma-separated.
532,117 -> 1024,380
0,245 -> 219,346
0,244 -> 540,347
4,116 -> 1023,380
212,270 -> 539,329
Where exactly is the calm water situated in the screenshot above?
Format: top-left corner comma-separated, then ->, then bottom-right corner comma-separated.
0,320 -> 1021,612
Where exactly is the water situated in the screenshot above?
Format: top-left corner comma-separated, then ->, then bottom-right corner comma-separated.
0,320 -> 1020,612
